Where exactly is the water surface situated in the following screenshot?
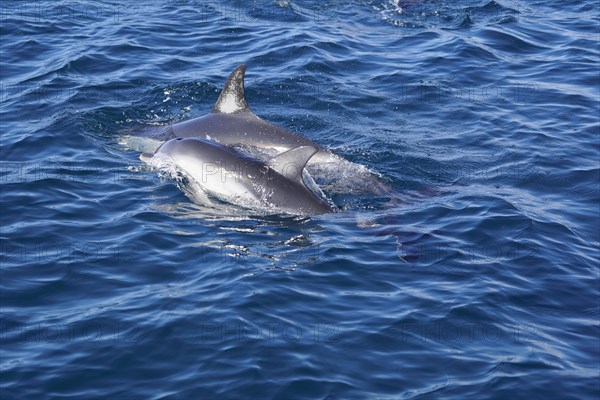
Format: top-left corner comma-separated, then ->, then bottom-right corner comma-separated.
1,1 -> 599,398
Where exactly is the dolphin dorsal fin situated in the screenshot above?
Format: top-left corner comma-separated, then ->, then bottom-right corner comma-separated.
266,146 -> 319,184
211,64 -> 251,114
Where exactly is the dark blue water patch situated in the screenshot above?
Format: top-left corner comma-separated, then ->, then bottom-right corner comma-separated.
1,0 -> 599,398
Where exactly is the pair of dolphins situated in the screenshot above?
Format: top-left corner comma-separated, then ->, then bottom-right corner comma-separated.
140,65 -> 357,215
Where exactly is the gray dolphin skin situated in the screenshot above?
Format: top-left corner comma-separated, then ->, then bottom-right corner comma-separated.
164,64 -> 336,164
141,137 -> 334,215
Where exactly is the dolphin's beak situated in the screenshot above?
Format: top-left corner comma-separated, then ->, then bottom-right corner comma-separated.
139,152 -> 154,164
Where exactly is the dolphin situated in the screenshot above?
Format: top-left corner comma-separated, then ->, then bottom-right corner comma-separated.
160,64 -> 337,164
140,137 -> 334,215
128,64 -> 389,195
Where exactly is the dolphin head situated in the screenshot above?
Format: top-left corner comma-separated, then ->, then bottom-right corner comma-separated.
142,137 -> 230,165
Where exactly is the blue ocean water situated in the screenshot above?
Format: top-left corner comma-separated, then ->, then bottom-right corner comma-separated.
1,0 -> 599,398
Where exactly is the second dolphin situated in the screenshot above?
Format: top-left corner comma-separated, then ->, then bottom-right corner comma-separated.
141,137 -> 335,215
